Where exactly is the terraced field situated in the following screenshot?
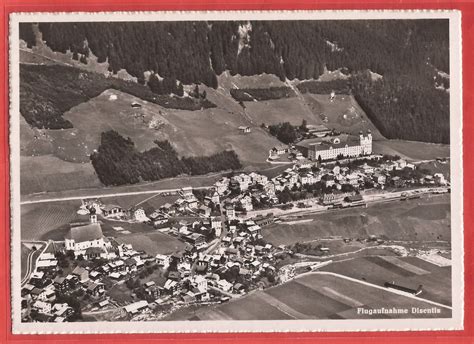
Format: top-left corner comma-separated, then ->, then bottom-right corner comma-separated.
191,272 -> 451,320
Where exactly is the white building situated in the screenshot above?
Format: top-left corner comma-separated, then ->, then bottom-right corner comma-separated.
297,132 -> 372,161
249,172 -> 268,185
215,177 -> 230,195
134,208 -> 149,222
65,212 -> 111,257
225,204 -> 236,220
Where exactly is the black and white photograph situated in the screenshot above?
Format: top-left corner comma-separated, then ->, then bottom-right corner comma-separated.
9,10 -> 463,333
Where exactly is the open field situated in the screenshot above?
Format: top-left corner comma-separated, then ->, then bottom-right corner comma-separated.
101,194 -> 179,212
20,115 -> 54,157
27,88 -> 280,167
21,155 -> 102,195
217,72 -> 286,90
303,93 -> 384,139
262,194 -> 451,246
320,257 -> 451,306
243,93 -> 383,138
115,231 -> 185,256
21,172 -> 221,203
372,140 -> 450,161
187,273 -> 451,320
21,200 -> 86,241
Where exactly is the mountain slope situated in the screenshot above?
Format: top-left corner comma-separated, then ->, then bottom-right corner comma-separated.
20,20 -> 450,144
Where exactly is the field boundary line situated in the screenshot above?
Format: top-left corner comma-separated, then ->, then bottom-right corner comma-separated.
300,271 -> 452,310
20,186 -> 212,205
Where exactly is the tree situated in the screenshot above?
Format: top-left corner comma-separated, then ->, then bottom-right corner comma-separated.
300,119 -> 308,132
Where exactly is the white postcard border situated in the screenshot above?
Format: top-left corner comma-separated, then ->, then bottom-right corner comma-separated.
9,10 -> 464,334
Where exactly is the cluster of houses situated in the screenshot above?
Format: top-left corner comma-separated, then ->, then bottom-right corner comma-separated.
21,221 -> 163,322
121,219 -> 284,318
267,156 -> 448,206
23,151 -> 449,322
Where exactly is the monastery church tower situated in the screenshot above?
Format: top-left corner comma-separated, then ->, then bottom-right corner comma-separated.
359,130 -> 373,155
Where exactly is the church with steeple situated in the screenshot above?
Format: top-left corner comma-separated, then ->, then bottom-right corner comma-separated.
64,208 -> 114,259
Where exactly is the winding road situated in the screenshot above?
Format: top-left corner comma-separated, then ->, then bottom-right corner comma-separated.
21,241 -> 48,286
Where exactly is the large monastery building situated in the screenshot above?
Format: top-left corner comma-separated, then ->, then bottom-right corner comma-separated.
295,131 -> 372,161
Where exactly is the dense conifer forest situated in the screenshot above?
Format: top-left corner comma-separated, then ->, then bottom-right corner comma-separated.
90,131 -> 242,186
20,20 -> 450,143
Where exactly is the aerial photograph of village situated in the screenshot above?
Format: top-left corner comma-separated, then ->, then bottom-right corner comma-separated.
16,18 -> 453,324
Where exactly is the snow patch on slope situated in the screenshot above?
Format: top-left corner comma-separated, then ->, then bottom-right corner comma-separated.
237,22 -> 252,55
325,40 -> 343,52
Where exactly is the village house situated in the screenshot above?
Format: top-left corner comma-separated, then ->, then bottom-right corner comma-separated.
249,172 -> 268,185
155,254 -> 170,268
89,270 -> 102,281
217,279 -> 233,292
124,300 -> 149,316
32,300 -> 52,314
232,174 -> 252,191
36,259 -> 58,272
240,195 -> 253,212
434,173 -> 447,185
210,216 -> 222,231
164,279 -> 179,294
225,204 -> 236,220
52,303 -> 74,320
185,233 -> 206,247
214,177 -> 230,195
72,266 -> 89,283
204,190 -> 220,205
373,173 -> 387,185
299,173 -> 316,185
101,204 -> 123,218
38,288 -> 56,303
345,173 -> 361,186
84,280 -> 105,297
124,258 -> 138,273
198,205 -> 211,217
53,276 -> 69,293
133,208 -> 149,222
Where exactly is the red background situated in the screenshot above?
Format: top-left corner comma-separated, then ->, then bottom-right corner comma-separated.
1,0 -> 472,343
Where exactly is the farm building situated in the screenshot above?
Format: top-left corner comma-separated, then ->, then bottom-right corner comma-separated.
384,282 -> 423,296
238,126 -> 251,134
270,145 -> 288,156
306,124 -> 332,138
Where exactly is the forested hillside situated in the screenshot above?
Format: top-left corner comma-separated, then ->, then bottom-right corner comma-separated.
20,64 -> 215,129
90,131 -> 242,186
20,20 -> 450,143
